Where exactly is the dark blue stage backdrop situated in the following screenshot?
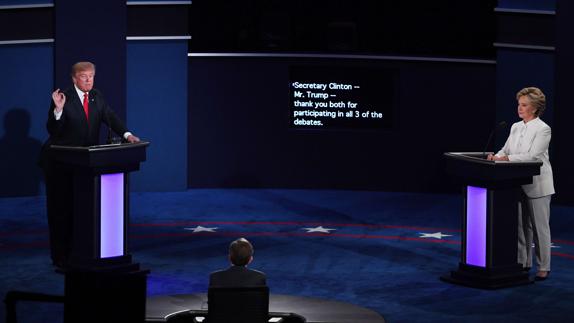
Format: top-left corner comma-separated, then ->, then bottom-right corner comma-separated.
0,0 -> 572,203
54,0 -> 127,122
555,0 -> 574,205
187,57 -> 496,193
0,44 -> 52,197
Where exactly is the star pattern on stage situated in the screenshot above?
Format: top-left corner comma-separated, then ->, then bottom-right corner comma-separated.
419,232 -> 453,239
302,226 -> 337,233
184,225 -> 218,233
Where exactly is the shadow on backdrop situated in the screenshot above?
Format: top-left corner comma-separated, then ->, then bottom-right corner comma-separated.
0,108 -> 43,197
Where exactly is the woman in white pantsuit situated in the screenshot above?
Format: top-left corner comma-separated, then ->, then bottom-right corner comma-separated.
488,87 -> 554,281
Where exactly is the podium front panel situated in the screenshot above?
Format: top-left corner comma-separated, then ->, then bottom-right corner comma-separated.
466,186 -> 486,267
100,173 -> 125,258
442,152 -> 534,288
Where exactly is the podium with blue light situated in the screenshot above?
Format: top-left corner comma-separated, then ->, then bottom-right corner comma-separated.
441,152 -> 542,289
49,141 -> 149,322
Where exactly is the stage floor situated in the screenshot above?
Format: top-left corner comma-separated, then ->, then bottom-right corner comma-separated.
2,189 -> 574,322
146,293 -> 386,323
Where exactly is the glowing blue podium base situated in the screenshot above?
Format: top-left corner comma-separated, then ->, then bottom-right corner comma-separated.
441,152 -> 541,289
50,142 -> 149,269
50,142 -> 150,322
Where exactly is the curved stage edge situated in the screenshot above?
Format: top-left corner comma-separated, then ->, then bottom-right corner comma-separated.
146,293 -> 386,323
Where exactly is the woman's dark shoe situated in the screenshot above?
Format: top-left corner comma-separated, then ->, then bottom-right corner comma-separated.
535,271 -> 550,281
523,267 -> 531,272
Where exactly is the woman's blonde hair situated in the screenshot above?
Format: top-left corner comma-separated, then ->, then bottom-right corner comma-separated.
516,87 -> 546,117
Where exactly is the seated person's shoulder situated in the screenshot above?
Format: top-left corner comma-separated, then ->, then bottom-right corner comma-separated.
250,268 -> 266,277
210,269 -> 226,276
210,266 -> 267,287
209,269 -> 226,281
249,268 -> 267,285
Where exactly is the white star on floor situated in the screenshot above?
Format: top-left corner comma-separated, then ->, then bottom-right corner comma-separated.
419,232 -> 453,239
184,225 -> 218,233
302,226 -> 336,233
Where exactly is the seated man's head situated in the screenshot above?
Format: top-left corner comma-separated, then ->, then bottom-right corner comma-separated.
229,238 -> 254,266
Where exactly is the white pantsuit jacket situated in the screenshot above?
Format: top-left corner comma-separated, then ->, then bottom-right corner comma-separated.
496,117 -> 555,198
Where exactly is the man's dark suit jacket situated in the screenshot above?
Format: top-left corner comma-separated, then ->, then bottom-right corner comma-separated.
209,266 -> 267,288
39,87 -> 128,166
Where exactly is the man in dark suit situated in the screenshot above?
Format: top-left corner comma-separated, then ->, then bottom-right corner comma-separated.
40,61 -> 140,268
209,238 -> 267,287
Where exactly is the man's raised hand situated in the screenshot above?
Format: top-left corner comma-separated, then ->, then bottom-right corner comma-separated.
52,89 -> 66,112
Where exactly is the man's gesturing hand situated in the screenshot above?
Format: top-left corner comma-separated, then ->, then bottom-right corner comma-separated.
52,89 -> 66,112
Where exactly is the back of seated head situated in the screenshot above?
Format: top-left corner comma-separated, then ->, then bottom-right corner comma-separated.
229,237 -> 253,266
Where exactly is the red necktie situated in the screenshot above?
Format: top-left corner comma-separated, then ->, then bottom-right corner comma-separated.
83,92 -> 90,125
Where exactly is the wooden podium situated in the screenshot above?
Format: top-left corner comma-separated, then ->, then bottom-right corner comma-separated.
441,152 -> 542,289
49,141 -> 150,322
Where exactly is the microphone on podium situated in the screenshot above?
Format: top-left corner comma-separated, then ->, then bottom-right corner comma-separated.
482,121 -> 507,158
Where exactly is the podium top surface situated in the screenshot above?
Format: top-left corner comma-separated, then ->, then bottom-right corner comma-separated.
444,152 -> 542,185
50,141 -> 149,152
49,141 -> 149,170
444,152 -> 542,167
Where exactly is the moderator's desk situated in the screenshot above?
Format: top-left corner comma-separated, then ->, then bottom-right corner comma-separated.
146,293 -> 385,323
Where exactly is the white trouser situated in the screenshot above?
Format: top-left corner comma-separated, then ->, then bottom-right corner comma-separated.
517,193 -> 552,271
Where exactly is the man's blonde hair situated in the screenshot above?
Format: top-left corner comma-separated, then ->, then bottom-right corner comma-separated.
71,61 -> 96,76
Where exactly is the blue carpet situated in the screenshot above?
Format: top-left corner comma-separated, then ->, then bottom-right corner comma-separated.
1,189 -> 574,322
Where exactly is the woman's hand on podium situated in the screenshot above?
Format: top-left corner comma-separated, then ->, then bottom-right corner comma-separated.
487,154 -> 509,161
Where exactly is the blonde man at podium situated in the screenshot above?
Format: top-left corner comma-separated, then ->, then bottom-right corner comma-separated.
487,87 -> 554,281
39,61 -> 140,268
